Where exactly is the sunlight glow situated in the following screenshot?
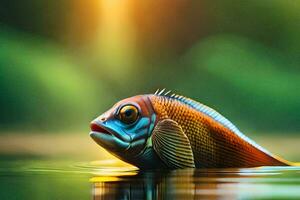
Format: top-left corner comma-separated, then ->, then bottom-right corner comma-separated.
98,0 -> 135,78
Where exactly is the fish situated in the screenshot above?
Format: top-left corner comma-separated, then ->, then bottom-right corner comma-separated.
90,89 -> 295,169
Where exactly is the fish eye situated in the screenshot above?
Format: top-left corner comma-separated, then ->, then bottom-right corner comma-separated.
117,105 -> 139,124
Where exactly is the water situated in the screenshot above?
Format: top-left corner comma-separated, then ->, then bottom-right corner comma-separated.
0,158 -> 300,200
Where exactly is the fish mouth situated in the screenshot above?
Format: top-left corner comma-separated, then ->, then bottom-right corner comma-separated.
90,121 -> 115,141
89,121 -> 130,142
89,120 -> 130,152
90,122 -> 110,135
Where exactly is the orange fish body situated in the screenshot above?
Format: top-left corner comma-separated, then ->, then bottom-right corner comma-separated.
90,90 -> 294,169
150,94 -> 290,168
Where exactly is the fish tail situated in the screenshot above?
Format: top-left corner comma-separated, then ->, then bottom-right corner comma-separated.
273,154 -> 300,166
272,155 -> 294,166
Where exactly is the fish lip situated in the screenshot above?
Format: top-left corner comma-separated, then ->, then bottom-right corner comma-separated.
89,120 -> 127,142
89,130 -> 130,153
90,122 -> 110,135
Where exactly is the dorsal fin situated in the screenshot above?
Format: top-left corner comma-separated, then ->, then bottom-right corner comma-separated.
153,89 -> 273,157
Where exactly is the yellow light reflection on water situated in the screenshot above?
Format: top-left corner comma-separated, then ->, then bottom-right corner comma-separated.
90,176 -> 122,182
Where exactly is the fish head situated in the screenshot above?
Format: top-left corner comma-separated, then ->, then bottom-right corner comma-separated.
90,95 -> 156,161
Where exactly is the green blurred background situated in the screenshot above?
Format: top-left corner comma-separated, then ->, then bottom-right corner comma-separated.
0,0 -> 300,134
1,2 -> 300,199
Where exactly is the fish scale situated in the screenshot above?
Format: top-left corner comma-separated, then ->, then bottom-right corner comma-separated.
150,95 -> 289,168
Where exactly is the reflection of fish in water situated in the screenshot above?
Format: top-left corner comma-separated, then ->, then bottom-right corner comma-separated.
91,168 -> 281,200
90,89 -> 296,169
91,170 -> 210,200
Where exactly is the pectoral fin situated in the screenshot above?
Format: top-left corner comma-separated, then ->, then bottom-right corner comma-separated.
152,119 -> 195,169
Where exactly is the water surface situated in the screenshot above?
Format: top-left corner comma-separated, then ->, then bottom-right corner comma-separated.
0,158 -> 299,200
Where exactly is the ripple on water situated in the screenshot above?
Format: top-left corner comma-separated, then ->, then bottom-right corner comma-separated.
1,159 -> 300,199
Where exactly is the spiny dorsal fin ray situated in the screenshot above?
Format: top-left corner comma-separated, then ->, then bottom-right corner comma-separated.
154,88 -> 173,97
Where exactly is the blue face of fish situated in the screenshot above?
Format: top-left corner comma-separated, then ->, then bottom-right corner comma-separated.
90,95 -> 156,161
